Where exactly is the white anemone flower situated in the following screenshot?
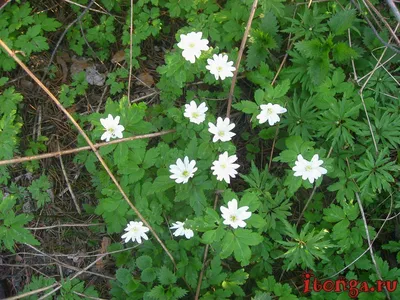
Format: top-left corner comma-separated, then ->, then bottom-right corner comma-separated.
208,117 -> 236,142
121,221 -> 149,244
206,54 -> 236,80
292,154 -> 327,184
177,32 -> 209,63
169,156 -> 198,184
211,152 -> 240,184
220,199 -> 251,229
170,221 -> 194,239
256,103 -> 287,126
100,114 -> 125,142
184,101 -> 208,124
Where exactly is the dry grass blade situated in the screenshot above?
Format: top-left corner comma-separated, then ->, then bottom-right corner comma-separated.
0,39 -> 177,268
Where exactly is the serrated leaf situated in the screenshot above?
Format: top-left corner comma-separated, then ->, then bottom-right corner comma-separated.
158,266 -> 176,285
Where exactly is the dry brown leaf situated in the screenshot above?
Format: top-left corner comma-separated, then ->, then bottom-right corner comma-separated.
70,58 -> 90,76
137,72 -> 155,87
20,79 -> 34,90
56,55 -> 68,83
111,50 -> 126,63
96,237 -> 111,270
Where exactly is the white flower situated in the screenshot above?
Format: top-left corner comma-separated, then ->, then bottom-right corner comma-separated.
292,154 -> 328,184
206,54 -> 236,80
177,32 -> 209,63
170,221 -> 194,239
169,156 -> 198,184
256,103 -> 287,126
208,117 -> 236,142
211,152 -> 240,184
184,101 -> 208,124
100,114 -> 125,142
121,221 -> 149,244
220,199 -> 251,229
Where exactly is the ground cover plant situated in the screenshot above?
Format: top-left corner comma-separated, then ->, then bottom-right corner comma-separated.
0,0 -> 399,299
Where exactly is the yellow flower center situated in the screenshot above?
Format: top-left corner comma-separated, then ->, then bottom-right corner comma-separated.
182,170 -> 190,177
305,165 -> 312,171
230,215 -> 237,222
221,163 -> 227,169
189,42 -> 195,48
108,127 -> 115,133
218,130 -> 225,136
267,108 -> 273,115
130,227 -> 138,233
217,66 -> 223,71
192,112 -> 199,118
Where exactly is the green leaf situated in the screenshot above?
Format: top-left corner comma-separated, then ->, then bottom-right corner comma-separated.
158,266 -> 176,285
149,175 -> 175,195
328,9 -> 357,35
141,268 -> 157,283
234,229 -> 263,246
143,147 -> 159,169
136,255 -> 152,270
220,231 -> 235,259
232,101 -> 259,114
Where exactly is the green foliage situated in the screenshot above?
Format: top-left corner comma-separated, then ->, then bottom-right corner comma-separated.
278,221 -> 335,271
0,192 -> 39,252
1,0 -> 400,299
28,175 -> 52,209
0,2 -> 60,70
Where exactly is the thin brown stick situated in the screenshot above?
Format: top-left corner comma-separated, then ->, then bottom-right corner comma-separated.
327,194 -> 393,278
364,0 -> 400,46
27,223 -> 103,230
355,192 -> 391,300
25,244 -> 114,280
0,39 -> 177,268
226,0 -> 258,118
195,194 -> 219,300
386,0 -> 400,22
58,142 -> 81,214
4,283 -> 59,300
0,130 -> 174,167
38,252 -> 110,300
358,24 -> 399,155
127,0 -> 134,101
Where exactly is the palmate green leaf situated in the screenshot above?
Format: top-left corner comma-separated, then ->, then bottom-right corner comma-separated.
282,97 -> 317,141
27,175 -> 51,208
278,221 -> 334,270
352,148 -> 399,195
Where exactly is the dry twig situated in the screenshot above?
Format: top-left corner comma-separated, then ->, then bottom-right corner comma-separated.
226,0 -> 258,118
0,130 -> 174,167
57,142 -> 81,214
